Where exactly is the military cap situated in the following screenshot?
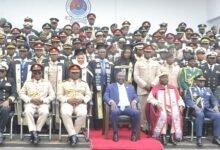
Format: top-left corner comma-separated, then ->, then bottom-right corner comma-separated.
72,38 -> 81,44
157,37 -> 166,43
3,22 -> 12,29
42,23 -> 52,29
6,42 -> 16,49
23,22 -> 33,28
74,48 -> 86,56
31,64 -> 44,71
144,45 -> 154,52
63,42 -> 72,49
28,35 -> 39,43
198,24 -> 207,29
195,47 -> 206,54
183,46 -> 193,53
122,21 -> 131,27
158,72 -> 169,78
110,23 -> 117,28
134,42 -> 144,50
185,28 -> 194,33
113,29 -> 122,36
0,18 -> 7,24
64,24 -> 72,30
87,13 -> 96,19
187,42 -> 198,49
49,48 -> 59,54
152,31 -> 162,37
59,31 -> 67,37
133,30 -> 142,36
11,28 -> 21,34
159,22 -> 168,27
191,33 -> 200,39
44,41 -> 53,47
18,44 -> 29,51
51,36 -> 60,42
194,75 -> 206,81
176,28 -> 185,33
142,21 -> 151,27
69,64 -> 81,73
118,37 -> 126,43
0,33 -> 5,39
101,26 -> 109,32
0,64 -> 7,71
139,26 -> 147,32
178,22 -> 187,28
206,51 -> 217,58
15,35 -> 26,42
72,22 -> 80,27
34,43 -> 44,50
50,18 -> 59,23
24,17 -> 33,22
95,31 -> 103,37
200,37 -> 210,44
85,26 -> 93,33
174,39 -> 182,44
166,33 -> 175,39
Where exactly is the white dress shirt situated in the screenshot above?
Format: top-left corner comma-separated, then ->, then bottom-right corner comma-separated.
117,83 -> 130,111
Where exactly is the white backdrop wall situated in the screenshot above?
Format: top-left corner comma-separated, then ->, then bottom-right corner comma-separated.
0,0 -> 215,33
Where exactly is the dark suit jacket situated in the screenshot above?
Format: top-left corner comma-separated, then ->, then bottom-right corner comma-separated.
103,83 -> 139,105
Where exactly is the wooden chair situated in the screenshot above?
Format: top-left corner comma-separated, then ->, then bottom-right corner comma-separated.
103,102 -> 141,139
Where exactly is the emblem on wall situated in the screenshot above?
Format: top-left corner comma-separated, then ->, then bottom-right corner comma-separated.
65,0 -> 91,24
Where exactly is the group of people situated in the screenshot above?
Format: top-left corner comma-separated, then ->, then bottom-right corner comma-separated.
0,13 -> 220,147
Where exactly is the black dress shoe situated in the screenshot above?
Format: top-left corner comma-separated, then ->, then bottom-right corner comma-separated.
113,132 -> 119,142
32,131 -> 40,144
70,135 -> 78,147
213,137 -> 220,146
161,134 -> 167,146
168,134 -> 177,145
0,132 -> 3,144
196,137 -> 203,147
131,132 -> 137,142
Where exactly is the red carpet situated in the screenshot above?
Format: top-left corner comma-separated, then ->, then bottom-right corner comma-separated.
90,128 -> 163,150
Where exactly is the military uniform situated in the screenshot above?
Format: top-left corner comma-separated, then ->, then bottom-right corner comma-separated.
57,64 -> 91,146
185,75 -> 220,146
179,66 -> 202,91
20,64 -> 55,139
134,45 -> 160,130
0,64 -> 17,144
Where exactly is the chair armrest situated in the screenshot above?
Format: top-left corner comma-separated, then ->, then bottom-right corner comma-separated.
87,100 -> 93,117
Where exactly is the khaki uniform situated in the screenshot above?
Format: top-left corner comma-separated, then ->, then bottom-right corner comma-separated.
20,79 -> 55,131
134,58 -> 160,130
57,79 -> 91,136
158,63 -> 181,88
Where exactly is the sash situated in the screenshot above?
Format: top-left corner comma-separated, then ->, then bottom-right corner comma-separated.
96,85 -> 103,119
152,88 -> 183,139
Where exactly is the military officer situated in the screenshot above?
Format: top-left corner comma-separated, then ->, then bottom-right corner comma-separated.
185,75 -> 220,147
134,44 -> 160,132
57,64 -> 91,146
0,64 -> 17,144
200,52 -> 220,93
20,64 -> 55,144
179,56 -> 202,91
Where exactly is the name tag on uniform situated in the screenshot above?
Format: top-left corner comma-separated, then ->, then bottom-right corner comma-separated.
5,82 -> 12,86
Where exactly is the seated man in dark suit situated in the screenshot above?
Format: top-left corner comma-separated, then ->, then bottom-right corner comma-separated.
103,72 -> 140,142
